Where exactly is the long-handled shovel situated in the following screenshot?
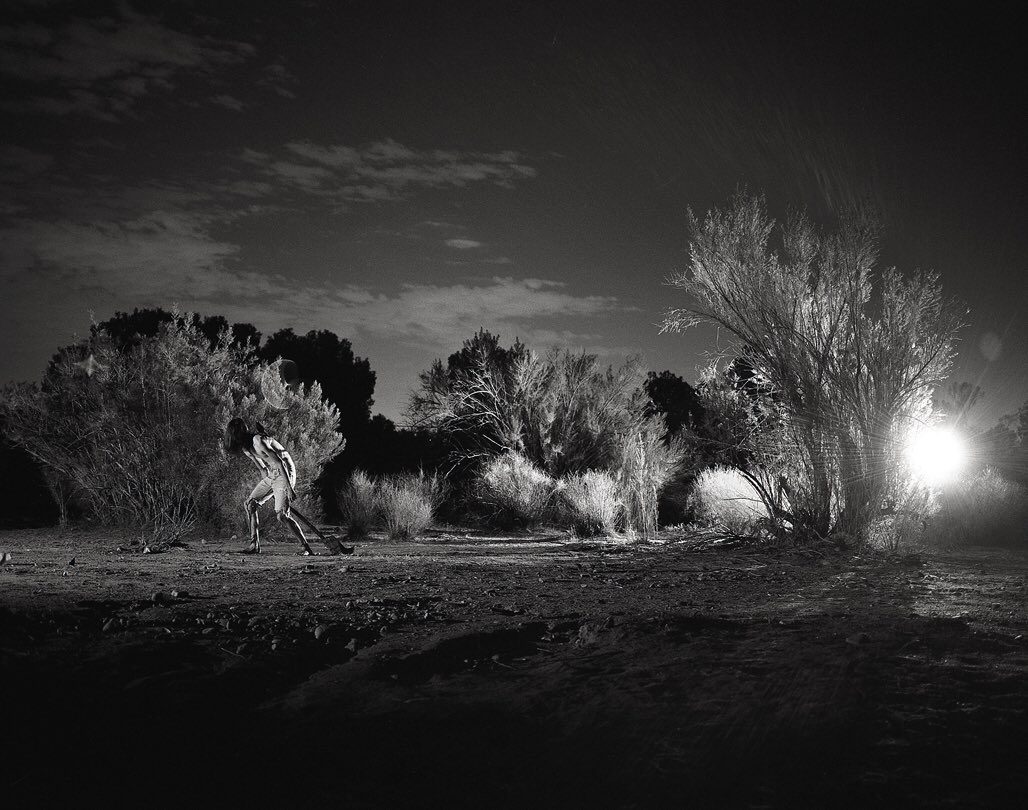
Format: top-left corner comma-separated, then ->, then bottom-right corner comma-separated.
289,505 -> 354,555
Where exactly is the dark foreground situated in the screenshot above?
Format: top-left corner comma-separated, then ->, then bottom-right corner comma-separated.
1,528 -> 1026,809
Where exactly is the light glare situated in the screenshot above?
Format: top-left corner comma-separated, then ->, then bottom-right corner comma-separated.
905,427 -> 967,485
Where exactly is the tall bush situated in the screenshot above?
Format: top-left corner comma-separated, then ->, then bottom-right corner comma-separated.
663,193 -> 964,543
412,334 -> 686,533
0,314 -> 343,543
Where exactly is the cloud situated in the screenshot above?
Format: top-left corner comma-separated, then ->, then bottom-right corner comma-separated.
258,61 -> 298,98
210,94 -> 245,111
247,138 -> 537,203
1,205 -> 619,353
445,238 -> 482,250
0,4 -> 254,119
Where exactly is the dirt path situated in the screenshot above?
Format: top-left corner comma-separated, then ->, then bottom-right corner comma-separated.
1,529 -> 1025,808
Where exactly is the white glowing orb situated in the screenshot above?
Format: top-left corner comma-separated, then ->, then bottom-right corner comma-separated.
905,427 -> 967,485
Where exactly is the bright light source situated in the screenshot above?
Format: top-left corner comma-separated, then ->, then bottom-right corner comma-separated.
905,426 -> 968,486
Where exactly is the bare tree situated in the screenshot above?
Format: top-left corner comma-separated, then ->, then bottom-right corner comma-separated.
663,193 -> 964,542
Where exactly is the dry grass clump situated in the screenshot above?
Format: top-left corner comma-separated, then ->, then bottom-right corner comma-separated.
379,472 -> 445,541
558,471 -> 622,536
337,470 -> 381,541
479,452 -> 556,528
688,465 -> 772,537
337,470 -> 443,541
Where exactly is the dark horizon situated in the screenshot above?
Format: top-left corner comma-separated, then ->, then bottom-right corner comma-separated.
2,0 -> 1025,425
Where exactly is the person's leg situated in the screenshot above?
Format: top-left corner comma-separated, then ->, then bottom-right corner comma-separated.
273,477 -> 313,555
243,479 -> 273,553
277,508 -> 313,555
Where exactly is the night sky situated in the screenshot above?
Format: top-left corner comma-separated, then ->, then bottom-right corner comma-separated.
2,0 -> 1025,424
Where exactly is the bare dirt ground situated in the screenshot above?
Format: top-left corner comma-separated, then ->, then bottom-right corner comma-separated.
1,527 -> 1026,809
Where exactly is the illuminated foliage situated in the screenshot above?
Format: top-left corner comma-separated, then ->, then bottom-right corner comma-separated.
663,193 -> 964,542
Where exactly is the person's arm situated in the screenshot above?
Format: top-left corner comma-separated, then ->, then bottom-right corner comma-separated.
259,437 -> 297,496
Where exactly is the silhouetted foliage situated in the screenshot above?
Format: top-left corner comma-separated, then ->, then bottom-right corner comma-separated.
91,308 -> 260,353
981,399 -> 1028,486
0,423 -> 59,528
259,328 -> 375,441
644,371 -> 704,434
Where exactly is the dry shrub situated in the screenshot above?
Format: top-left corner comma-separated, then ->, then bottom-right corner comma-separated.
663,193 -> 963,542
413,333 -> 685,533
928,468 -> 1028,547
479,452 -> 555,528
689,465 -> 772,536
379,472 -> 444,541
618,427 -> 687,538
337,470 -> 381,540
558,471 -> 622,536
0,312 -> 342,546
338,470 -> 443,541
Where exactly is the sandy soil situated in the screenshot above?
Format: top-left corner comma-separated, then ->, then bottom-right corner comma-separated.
1,527 -> 1026,809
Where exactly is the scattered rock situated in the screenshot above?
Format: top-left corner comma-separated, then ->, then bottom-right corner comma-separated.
846,632 -> 871,646
271,637 -> 283,651
236,642 -> 255,655
575,622 -> 601,646
151,591 -> 169,605
202,627 -> 217,635
68,557 -> 76,566
142,546 -> 152,554
345,638 -> 358,653
0,551 -> 11,565
170,589 -> 189,599
313,623 -> 335,641
102,618 -> 118,633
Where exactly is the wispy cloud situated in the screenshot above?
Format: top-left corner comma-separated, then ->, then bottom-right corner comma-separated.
0,4 -> 254,119
0,205 -> 619,353
257,61 -> 298,99
445,238 -> 482,250
210,93 -> 245,111
244,138 -> 537,203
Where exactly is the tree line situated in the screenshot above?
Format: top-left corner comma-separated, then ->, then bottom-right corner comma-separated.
2,193 -> 1024,546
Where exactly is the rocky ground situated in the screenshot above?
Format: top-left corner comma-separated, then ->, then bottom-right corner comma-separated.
1,527 -> 1026,808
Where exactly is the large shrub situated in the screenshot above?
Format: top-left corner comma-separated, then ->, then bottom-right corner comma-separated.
663,193 -> 964,544
412,333 -> 686,534
0,314 -> 343,543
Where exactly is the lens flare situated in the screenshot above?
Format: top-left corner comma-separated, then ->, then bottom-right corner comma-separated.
905,427 -> 967,485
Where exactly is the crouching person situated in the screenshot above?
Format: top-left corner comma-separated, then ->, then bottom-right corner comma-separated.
224,417 -> 314,556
